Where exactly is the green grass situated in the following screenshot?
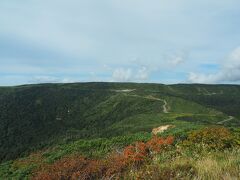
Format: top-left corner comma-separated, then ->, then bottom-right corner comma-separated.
0,82 -> 240,178
127,148 -> 240,179
42,132 -> 152,162
0,132 -> 152,179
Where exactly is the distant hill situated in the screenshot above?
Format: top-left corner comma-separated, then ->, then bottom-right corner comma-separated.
0,82 -> 240,162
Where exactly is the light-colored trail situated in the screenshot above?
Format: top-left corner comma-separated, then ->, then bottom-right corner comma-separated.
217,116 -> 234,125
113,89 -> 136,93
162,99 -> 169,113
127,94 -> 169,113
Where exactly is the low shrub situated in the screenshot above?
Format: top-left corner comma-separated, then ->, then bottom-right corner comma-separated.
127,163 -> 196,180
32,136 -> 174,179
147,136 -> 174,153
182,126 -> 235,150
123,142 -> 148,165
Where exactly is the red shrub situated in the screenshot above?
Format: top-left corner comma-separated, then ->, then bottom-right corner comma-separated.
123,142 -> 148,164
72,159 -> 105,180
32,136 -> 174,180
147,136 -> 174,153
32,155 -> 84,180
105,153 -> 127,177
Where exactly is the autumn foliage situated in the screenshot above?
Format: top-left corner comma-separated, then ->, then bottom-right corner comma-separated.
147,135 -> 174,153
183,127 -> 235,150
32,136 -> 174,180
123,142 -> 148,164
122,136 -> 174,164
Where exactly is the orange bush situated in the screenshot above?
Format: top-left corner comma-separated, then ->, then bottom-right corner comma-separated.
72,159 -> 105,180
105,153 -> 127,177
147,136 -> 174,153
32,155 -> 82,180
32,136 -> 174,180
123,142 -> 148,164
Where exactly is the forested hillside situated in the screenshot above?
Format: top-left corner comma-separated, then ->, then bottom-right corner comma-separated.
0,82 -> 240,163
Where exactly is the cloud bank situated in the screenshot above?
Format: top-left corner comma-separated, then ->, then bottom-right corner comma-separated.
0,0 -> 240,85
188,47 -> 240,84
112,66 -> 150,82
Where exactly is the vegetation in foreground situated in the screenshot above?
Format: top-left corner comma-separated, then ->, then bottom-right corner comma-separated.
1,126 -> 239,179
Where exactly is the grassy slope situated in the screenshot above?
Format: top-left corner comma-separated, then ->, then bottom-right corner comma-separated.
0,82 -> 240,178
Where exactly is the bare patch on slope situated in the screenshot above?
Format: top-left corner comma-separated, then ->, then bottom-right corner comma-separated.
152,125 -> 175,135
113,89 -> 136,93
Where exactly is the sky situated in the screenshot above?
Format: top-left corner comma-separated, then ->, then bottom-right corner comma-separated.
0,0 -> 240,86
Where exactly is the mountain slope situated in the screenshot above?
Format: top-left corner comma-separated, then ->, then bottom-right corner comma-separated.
0,82 -> 240,162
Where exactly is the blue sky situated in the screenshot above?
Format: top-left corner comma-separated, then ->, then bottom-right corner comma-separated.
1,0 -> 240,85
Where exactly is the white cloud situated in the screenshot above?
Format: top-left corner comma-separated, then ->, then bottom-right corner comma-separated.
227,47 -> 240,69
188,72 -> 221,84
112,68 -> 132,82
188,47 -> 240,83
171,57 -> 183,66
170,56 -> 185,66
167,51 -> 188,66
30,76 -> 60,83
111,66 -> 150,82
30,76 -> 75,84
61,78 -> 75,83
1,1 -> 240,85
135,66 -> 149,81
